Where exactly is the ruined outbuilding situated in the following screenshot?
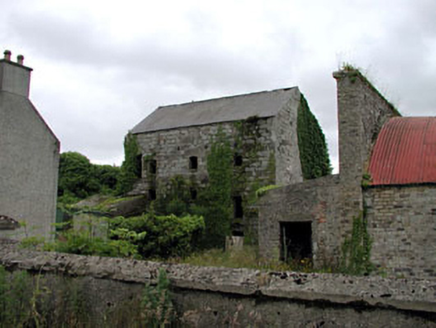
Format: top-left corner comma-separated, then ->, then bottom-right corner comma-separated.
0,50 -> 60,239
257,69 -> 436,280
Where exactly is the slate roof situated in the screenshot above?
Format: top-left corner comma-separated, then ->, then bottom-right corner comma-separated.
131,87 -> 299,134
368,117 -> 436,185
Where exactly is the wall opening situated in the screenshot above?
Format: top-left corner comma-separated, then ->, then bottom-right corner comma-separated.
233,196 -> 243,218
234,154 -> 243,166
148,159 -> 157,174
135,154 -> 142,178
189,156 -> 198,170
280,221 -> 312,262
148,189 -> 156,200
190,188 -> 197,200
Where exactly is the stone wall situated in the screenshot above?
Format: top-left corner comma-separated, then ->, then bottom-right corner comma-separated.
132,105 -> 304,238
271,88 -> 303,185
132,119 -> 276,196
365,185 -> 436,280
333,70 -> 399,243
0,243 -> 435,327
257,175 -> 342,266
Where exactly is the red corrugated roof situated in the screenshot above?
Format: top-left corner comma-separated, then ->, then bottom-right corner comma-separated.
368,117 -> 436,185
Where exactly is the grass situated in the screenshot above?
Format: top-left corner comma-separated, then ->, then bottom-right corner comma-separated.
169,246 -> 315,273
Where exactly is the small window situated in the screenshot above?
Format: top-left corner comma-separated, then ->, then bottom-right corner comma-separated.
189,156 -> 198,170
135,154 -> 142,178
190,188 -> 197,200
148,159 -> 157,174
233,196 -> 243,218
148,189 -> 156,200
234,154 -> 243,166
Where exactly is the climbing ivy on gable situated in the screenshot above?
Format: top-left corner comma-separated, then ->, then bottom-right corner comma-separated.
297,95 -> 332,179
117,132 -> 141,195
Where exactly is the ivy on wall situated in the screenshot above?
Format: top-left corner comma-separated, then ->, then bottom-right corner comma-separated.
297,95 -> 332,179
117,132 -> 141,195
340,212 -> 374,275
194,127 -> 233,248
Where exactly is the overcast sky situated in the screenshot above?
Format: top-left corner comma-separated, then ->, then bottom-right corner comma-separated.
1,0 -> 435,171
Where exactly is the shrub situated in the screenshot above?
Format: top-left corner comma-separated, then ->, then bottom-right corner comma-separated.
110,214 -> 205,259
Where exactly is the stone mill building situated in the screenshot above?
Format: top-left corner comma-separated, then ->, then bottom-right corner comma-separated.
0,50 -> 60,239
130,67 -> 435,280
129,86 -> 330,236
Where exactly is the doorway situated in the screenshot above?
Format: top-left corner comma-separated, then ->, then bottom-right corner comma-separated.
280,221 -> 312,262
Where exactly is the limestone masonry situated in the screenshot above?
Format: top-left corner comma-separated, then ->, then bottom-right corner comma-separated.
257,69 -> 436,280
1,242 -> 435,327
130,67 -> 435,280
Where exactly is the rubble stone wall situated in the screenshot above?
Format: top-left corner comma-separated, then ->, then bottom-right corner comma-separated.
0,244 -> 435,327
257,174 -> 342,266
365,185 -> 436,280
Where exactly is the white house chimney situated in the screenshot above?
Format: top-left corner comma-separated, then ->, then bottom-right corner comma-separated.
0,50 -> 33,97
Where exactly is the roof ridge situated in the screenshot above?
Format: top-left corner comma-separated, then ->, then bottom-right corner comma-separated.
157,86 -> 298,110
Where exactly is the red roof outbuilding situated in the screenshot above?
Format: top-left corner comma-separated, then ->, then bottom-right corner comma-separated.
368,117 -> 436,186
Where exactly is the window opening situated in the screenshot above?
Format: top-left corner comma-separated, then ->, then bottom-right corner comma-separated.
189,156 -> 198,170
280,221 -> 312,262
148,189 -> 156,200
234,154 -> 243,166
148,159 -> 157,174
233,196 -> 243,218
190,188 -> 197,200
135,154 -> 142,178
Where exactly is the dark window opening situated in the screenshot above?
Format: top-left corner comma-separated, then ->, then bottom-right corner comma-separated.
232,230 -> 244,237
189,156 -> 198,170
148,189 -> 156,200
135,154 -> 142,178
190,188 -> 197,200
234,154 -> 243,166
148,159 -> 157,174
280,221 -> 312,262
233,196 -> 243,218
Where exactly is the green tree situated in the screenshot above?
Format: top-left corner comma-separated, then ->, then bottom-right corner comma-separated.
58,152 -> 100,200
58,152 -> 121,203
95,164 -> 120,191
117,132 -> 141,195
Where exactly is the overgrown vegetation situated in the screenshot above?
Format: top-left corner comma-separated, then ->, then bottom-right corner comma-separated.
340,212 -> 374,275
117,132 -> 141,195
194,128 -> 233,248
111,213 -> 205,259
297,95 -> 332,179
58,152 -> 121,204
23,212 -> 204,261
142,269 -> 174,327
0,265 -> 174,327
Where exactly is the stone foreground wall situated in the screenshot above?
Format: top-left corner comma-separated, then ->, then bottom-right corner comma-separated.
0,242 -> 435,327
365,185 -> 436,280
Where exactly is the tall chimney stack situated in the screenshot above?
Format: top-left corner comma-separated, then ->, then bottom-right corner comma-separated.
0,49 -> 33,97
